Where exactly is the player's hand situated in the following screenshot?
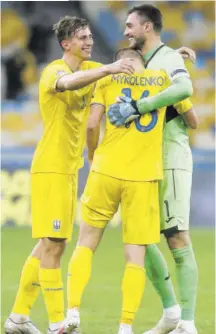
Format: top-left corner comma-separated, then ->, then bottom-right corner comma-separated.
106,58 -> 135,75
108,96 -> 140,127
177,46 -> 196,63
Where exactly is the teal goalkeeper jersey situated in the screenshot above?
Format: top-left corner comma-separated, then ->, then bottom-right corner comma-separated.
143,44 -> 192,172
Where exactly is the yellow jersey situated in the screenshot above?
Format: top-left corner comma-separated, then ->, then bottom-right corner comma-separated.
91,70 -> 171,181
31,59 -> 101,174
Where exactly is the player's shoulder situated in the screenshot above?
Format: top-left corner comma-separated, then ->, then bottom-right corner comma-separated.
43,59 -> 69,71
81,60 -> 103,70
41,59 -> 70,79
161,45 -> 183,61
141,68 -> 168,86
157,46 -> 185,73
143,68 -> 167,76
95,74 -> 113,89
161,45 -> 176,54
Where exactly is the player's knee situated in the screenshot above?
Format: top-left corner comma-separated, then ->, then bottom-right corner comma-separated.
124,244 -> 146,267
41,238 -> 66,258
166,230 -> 190,249
77,221 -> 104,252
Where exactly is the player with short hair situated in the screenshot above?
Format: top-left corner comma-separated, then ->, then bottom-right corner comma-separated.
109,5 -> 199,334
59,48 -> 195,334
4,16 -> 136,334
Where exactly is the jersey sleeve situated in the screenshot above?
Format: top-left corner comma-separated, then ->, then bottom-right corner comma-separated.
90,79 -> 105,107
41,64 -> 70,93
163,51 -> 190,82
174,98 -> 193,114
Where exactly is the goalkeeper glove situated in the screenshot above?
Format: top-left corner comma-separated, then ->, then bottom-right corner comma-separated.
108,96 -> 140,127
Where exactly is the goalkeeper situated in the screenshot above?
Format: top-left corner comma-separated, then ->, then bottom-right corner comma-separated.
109,4 -> 199,334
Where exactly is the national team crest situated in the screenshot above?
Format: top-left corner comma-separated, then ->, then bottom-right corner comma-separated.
53,220 -> 61,231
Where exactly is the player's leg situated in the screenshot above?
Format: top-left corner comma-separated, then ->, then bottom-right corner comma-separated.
143,170 -> 197,334
118,244 -> 146,334
4,172 -> 55,333
165,171 -> 198,334
166,232 -> 198,334
144,244 -> 181,334
5,238 -> 67,334
145,244 -> 178,309
12,241 -> 42,316
143,170 -> 180,334
60,221 -> 105,334
62,171 -> 121,333
34,173 -> 77,333
40,237 -> 66,334
5,241 -> 43,334
119,180 -> 160,334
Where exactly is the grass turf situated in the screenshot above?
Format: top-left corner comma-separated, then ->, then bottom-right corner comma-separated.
1,227 -> 215,333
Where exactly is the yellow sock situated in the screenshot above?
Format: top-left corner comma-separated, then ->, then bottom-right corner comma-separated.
39,268 -> 64,323
67,246 -> 93,309
12,256 -> 40,315
121,263 -> 146,325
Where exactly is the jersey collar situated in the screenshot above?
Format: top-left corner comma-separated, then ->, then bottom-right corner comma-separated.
143,42 -> 164,64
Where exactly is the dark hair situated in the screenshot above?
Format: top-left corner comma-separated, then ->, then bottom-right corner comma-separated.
128,4 -> 163,32
114,48 -> 144,62
53,16 -> 89,48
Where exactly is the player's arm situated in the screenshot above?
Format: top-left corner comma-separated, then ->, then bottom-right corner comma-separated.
174,99 -> 199,129
56,58 -> 135,92
87,80 -> 105,165
182,108 -> 199,129
136,52 -> 194,114
108,53 -> 194,125
87,104 -> 104,165
137,74 -> 193,116
137,77 -> 193,114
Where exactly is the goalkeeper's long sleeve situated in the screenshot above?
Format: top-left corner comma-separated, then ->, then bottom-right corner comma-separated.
137,77 -> 193,114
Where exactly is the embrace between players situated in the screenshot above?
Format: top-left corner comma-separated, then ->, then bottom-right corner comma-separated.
5,4 -> 199,334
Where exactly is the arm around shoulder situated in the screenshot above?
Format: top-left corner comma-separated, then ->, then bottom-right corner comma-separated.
56,65 -> 111,92
56,58 -> 135,92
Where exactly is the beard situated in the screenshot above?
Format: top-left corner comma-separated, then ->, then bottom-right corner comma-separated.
129,36 -> 146,50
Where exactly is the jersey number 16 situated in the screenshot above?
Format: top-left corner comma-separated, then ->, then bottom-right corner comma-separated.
122,88 -> 158,133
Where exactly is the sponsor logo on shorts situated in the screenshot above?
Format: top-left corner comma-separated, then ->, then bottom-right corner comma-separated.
166,217 -> 174,224
53,220 -> 61,231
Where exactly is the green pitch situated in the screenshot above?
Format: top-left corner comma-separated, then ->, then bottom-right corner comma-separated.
1,227 -> 215,333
